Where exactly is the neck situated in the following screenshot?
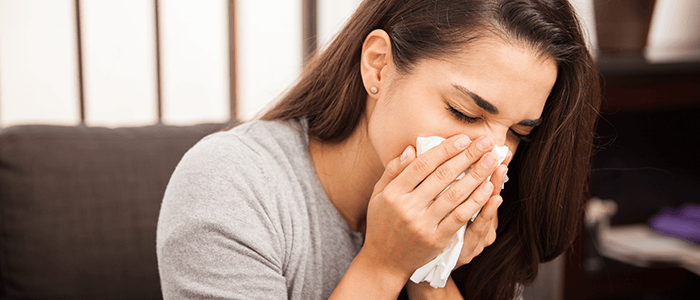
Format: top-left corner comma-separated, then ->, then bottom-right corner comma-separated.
308,116 -> 383,234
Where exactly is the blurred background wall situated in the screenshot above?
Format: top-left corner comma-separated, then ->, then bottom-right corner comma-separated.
1,1 -> 699,300
1,0 -> 698,128
0,0 -> 364,127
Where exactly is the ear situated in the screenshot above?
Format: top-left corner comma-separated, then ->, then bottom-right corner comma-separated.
360,29 -> 392,97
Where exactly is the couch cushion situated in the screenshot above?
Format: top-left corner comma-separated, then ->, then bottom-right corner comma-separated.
0,123 -> 227,300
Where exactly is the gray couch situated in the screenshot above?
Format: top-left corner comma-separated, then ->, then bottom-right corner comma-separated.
0,123 -> 227,299
0,121 -> 562,300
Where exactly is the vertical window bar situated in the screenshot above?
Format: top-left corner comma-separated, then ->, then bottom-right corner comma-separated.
302,0 -> 317,65
228,0 -> 236,120
154,0 -> 163,123
75,0 -> 86,124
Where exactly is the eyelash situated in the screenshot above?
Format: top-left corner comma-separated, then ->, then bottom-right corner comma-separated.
446,104 -> 533,143
446,105 -> 480,123
510,130 -> 533,143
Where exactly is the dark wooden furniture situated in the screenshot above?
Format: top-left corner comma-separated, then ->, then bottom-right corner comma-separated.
564,56 -> 700,300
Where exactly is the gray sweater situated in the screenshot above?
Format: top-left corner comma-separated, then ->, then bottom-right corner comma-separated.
157,119 -> 364,299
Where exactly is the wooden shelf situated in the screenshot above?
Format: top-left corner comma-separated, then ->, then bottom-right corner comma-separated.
595,56 -> 700,112
596,55 -> 700,76
564,56 -> 700,300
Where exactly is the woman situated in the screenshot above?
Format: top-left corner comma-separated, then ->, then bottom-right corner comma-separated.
157,0 -> 600,299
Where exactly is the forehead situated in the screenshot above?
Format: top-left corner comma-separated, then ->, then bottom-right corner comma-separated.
442,35 -> 556,79
419,36 -> 557,113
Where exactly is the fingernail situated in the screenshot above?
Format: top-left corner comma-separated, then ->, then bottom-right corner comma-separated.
497,198 -> 503,208
481,181 -> 493,194
501,166 -> 508,177
481,153 -> 496,168
400,147 -> 409,163
454,135 -> 470,149
477,136 -> 493,151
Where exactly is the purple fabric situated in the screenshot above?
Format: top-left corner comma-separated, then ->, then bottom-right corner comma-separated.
648,204 -> 700,244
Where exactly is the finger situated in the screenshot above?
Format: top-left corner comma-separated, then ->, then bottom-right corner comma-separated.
490,164 -> 508,196
484,225 -> 497,247
492,148 -> 512,195
412,136 -> 493,205
504,149 -> 513,165
437,180 -> 493,235
427,148 -> 500,222
460,195 -> 502,258
492,207 -> 499,232
474,195 -> 501,247
373,145 -> 416,195
392,135 -> 472,194
466,195 -> 500,238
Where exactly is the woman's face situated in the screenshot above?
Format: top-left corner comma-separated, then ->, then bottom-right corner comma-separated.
366,36 -> 557,167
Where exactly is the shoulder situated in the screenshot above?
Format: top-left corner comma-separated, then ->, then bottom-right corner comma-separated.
158,118 -> 315,236
188,119 -> 303,159
157,119 -> 311,271
173,119 -> 307,185
188,119 -> 307,167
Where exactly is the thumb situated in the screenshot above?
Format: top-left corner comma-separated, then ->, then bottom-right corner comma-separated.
372,145 -> 415,195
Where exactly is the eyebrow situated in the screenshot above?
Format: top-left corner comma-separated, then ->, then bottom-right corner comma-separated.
453,84 -> 498,114
452,84 -> 542,127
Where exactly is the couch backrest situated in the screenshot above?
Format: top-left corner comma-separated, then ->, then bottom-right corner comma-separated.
0,123 -> 227,300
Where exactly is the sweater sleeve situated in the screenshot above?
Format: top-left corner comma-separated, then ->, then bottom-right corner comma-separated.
156,133 -> 287,299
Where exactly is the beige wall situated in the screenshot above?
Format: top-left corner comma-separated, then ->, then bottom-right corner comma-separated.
1,0 -> 698,127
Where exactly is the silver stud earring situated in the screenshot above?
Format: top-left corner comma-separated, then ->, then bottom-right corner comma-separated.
370,86 -> 378,94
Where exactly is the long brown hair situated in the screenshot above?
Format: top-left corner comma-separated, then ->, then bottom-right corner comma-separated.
262,1 -> 601,299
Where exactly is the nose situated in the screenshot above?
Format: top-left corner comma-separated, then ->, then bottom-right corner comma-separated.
493,130 -> 508,147
475,125 -> 508,147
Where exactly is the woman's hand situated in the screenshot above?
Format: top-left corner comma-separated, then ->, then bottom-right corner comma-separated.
405,148 -> 511,300
331,135 -> 506,299
360,134 -> 503,280
455,148 -> 511,267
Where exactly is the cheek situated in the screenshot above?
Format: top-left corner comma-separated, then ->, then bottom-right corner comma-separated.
369,132 -> 404,167
366,100 -> 417,168
367,84 -> 458,166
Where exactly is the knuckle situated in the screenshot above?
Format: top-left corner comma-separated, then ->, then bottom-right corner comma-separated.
487,231 -> 497,246
425,235 -> 442,249
471,165 -> 493,180
381,189 -> 404,208
472,193 -> 488,208
439,143 -> 454,158
471,187 -> 490,206
413,157 -> 432,174
468,169 -> 485,183
452,207 -> 472,224
434,164 -> 456,182
381,188 -> 398,202
463,145 -> 483,161
461,251 -> 475,264
442,184 -> 464,205
386,160 -> 401,178
405,219 -> 421,233
398,211 -> 417,229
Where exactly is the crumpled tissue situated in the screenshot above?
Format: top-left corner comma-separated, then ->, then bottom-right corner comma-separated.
409,136 -> 508,288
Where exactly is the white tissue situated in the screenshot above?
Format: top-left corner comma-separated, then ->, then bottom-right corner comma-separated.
410,136 -> 508,288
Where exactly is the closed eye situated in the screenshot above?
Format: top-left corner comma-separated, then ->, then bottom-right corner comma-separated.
509,130 -> 533,143
446,105 -> 480,124
447,103 -> 534,143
